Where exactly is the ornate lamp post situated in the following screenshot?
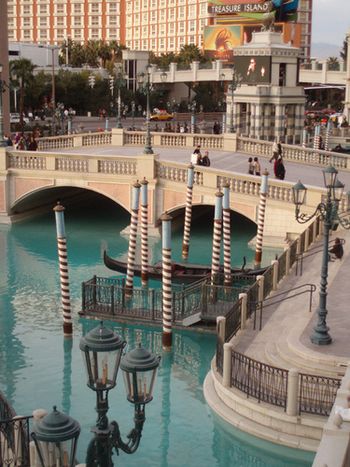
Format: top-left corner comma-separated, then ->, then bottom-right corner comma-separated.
137,65 -> 154,154
188,100 -> 197,134
221,66 -> 242,133
0,64 -> 8,147
114,62 -> 126,129
292,165 -> 349,345
31,406 -> 80,467
80,321 -> 160,466
131,100 -> 136,130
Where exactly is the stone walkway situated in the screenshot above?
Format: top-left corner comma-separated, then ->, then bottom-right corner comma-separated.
234,227 -> 350,377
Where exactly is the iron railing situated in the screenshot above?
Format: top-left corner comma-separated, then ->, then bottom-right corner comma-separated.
231,351 -> 288,409
224,298 -> 242,342
216,336 -> 224,375
299,373 -> 341,416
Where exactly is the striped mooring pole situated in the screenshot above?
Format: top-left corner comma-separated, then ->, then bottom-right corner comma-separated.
313,124 -> 320,150
53,202 -> 72,337
324,119 -> 331,151
222,182 -> 232,286
140,178 -> 149,287
161,213 -> 173,351
211,191 -> 223,286
255,170 -> 269,269
125,181 -> 141,293
182,164 -> 195,260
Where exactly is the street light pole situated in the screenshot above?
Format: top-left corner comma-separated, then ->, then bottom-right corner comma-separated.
0,64 -> 7,147
228,66 -> 242,133
51,47 -> 56,136
138,65 -> 153,154
292,166 -> 349,345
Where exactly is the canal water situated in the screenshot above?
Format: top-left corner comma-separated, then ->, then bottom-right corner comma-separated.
0,197 -> 314,466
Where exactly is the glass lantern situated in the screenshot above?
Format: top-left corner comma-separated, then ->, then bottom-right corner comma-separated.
120,344 -> 161,405
31,406 -> 80,467
292,180 -> 307,207
322,165 -> 338,189
79,322 -> 126,392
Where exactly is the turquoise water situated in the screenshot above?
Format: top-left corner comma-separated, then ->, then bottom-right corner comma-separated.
0,198 -> 314,466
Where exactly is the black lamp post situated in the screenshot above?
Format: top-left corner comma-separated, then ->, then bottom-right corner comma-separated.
188,100 -> 197,134
292,165 -> 349,345
0,64 -> 7,147
31,406 -> 81,467
137,65 -> 153,154
220,66 -> 242,133
80,321 -> 160,466
114,62 -> 126,129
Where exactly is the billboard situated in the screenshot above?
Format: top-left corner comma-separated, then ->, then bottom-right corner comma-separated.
234,56 -> 271,84
208,0 -> 299,23
203,25 -> 241,60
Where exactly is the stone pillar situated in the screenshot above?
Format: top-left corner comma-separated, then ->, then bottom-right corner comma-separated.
255,104 -> 262,140
264,104 -> 272,141
275,104 -> 285,142
246,103 -> 251,137
250,104 -> 256,139
223,342 -> 233,388
239,292 -> 248,330
216,316 -> 226,342
286,368 -> 299,416
257,275 -> 265,303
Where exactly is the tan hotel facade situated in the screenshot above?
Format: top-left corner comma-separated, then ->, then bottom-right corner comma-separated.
6,0 -> 312,58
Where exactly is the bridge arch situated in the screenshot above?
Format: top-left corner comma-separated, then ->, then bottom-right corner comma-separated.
10,183 -> 131,219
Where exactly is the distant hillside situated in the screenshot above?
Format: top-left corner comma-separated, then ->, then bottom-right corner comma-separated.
311,42 -> 341,60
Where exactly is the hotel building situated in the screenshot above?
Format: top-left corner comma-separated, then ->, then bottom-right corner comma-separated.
6,0 -> 312,59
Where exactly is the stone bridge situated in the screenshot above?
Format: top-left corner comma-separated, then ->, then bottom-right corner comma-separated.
1,130 -> 348,246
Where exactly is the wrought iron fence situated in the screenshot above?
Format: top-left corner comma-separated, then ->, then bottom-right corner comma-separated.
0,392 -> 32,467
263,266 -> 274,299
299,373 -> 341,416
246,281 -> 259,319
277,249 -> 287,282
231,351 -> 288,409
216,336 -> 224,376
224,298 -> 242,342
289,239 -> 298,268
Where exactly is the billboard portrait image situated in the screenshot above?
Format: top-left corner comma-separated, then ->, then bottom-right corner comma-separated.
234,56 -> 271,84
203,25 -> 241,60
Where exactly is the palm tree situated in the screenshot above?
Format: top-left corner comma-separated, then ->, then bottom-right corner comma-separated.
327,56 -> 340,71
10,58 -> 36,128
177,45 -> 204,67
98,40 -> 112,68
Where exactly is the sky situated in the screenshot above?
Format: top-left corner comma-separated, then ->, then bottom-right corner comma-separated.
312,0 -> 350,45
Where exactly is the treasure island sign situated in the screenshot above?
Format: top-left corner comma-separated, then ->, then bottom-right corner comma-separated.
208,0 -> 299,22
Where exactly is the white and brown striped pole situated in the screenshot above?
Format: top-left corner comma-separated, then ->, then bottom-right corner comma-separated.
211,191 -> 223,286
324,119 -> 331,151
313,124 -> 320,150
161,213 -> 173,351
140,178 -> 149,287
53,202 -> 72,337
255,170 -> 269,269
222,182 -> 232,286
182,164 -> 195,260
125,181 -> 141,294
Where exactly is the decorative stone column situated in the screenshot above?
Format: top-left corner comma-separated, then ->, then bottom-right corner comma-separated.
182,164 -> 195,260
161,212 -> 173,351
140,178 -> 149,287
126,181 -> 141,293
255,170 -> 269,268
53,202 -> 73,337
274,104 -> 285,141
222,182 -> 232,286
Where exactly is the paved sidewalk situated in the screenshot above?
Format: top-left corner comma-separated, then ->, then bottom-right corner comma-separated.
234,227 -> 350,375
54,145 -> 350,190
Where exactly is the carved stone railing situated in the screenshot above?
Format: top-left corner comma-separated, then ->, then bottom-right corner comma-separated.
237,137 -> 350,171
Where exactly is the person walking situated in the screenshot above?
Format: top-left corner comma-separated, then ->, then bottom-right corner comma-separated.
253,157 -> 261,176
275,157 -> 286,180
248,157 -> 254,175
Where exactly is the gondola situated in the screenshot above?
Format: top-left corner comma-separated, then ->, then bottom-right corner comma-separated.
103,251 -> 267,284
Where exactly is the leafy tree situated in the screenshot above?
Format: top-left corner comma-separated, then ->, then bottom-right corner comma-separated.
340,38 -> 348,63
327,56 -> 340,71
70,43 -> 85,67
10,58 -> 36,126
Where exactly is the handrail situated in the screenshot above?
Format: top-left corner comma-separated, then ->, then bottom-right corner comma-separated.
253,283 -> 316,331
295,238 -> 346,276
